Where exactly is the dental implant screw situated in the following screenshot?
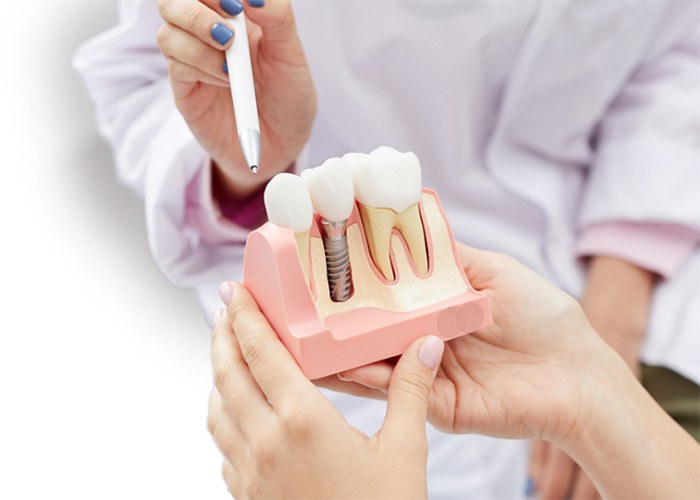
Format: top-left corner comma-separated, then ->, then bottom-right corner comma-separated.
321,219 -> 354,302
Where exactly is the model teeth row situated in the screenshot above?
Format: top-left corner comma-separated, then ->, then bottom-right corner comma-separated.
263,146 -> 429,287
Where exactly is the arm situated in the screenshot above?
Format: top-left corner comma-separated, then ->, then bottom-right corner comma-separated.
565,343 -> 700,500
330,244 -> 700,498
581,255 -> 655,375
74,0 -> 316,315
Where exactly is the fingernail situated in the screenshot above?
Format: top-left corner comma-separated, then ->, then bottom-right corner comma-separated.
211,23 -> 234,46
417,335 -> 444,371
213,308 -> 225,326
219,281 -> 233,304
525,477 -> 535,496
220,0 -> 243,15
337,373 -> 350,382
248,0 -> 265,7
222,60 -> 228,74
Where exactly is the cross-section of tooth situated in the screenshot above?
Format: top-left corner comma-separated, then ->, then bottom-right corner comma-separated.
345,147 -> 428,281
264,173 -> 314,280
304,158 -> 356,302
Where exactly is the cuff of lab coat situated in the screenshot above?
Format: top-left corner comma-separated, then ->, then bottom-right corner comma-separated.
576,221 -> 698,279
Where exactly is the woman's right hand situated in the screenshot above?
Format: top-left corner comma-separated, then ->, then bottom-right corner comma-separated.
324,244 -> 612,446
157,0 -> 316,198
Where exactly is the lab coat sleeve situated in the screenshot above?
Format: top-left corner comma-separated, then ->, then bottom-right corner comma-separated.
577,14 -> 700,277
73,0 -> 252,319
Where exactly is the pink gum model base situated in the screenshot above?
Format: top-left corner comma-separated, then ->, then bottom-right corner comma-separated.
242,189 -> 493,380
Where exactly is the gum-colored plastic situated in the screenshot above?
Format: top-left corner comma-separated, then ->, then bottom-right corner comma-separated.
243,189 -> 492,380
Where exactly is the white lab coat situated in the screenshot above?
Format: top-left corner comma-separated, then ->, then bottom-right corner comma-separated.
75,1 -> 700,498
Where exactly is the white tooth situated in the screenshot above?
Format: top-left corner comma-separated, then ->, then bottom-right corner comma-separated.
351,147 -> 422,213
263,173 -> 314,280
304,157 -> 356,302
349,148 -> 428,281
304,157 -> 355,222
264,173 -> 314,233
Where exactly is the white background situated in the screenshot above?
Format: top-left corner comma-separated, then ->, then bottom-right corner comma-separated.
1,2 -> 231,498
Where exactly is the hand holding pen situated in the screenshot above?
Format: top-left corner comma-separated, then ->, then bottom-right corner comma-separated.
157,0 -> 316,201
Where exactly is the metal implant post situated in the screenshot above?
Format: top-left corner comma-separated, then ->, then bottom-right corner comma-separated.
320,219 -> 354,302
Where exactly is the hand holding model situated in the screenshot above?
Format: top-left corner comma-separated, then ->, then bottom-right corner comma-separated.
210,246 -> 700,499
209,282 -> 441,499
156,0 -> 315,198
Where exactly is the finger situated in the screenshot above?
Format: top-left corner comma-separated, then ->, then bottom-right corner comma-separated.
571,468 -> 600,500
337,361 -> 394,394
211,308 -> 273,434
538,445 -> 577,500
227,283 -> 316,406
381,336 -> 444,443
207,389 -> 250,470
166,57 -> 230,91
221,460 -> 241,498
241,0 -> 298,46
528,440 -> 548,493
159,0 -> 236,50
315,375 -> 388,401
158,24 -> 230,83
456,243 -> 517,290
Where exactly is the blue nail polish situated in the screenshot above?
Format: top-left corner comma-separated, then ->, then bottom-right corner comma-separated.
211,23 -> 234,46
248,0 -> 264,7
525,477 -> 535,496
223,61 -> 228,74
220,0 -> 243,16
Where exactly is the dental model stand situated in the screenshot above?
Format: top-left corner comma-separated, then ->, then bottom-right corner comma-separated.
245,148 -> 492,379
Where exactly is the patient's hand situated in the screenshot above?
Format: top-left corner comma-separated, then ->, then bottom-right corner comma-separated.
323,244 -> 607,446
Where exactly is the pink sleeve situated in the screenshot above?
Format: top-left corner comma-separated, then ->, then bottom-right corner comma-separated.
185,146 -> 309,243
576,221 -> 699,279
184,159 -> 254,244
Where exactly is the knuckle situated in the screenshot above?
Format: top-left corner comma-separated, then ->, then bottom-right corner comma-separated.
277,405 -> 312,434
167,58 -> 186,81
206,411 -> 219,437
213,364 -> 233,395
250,439 -> 276,469
183,2 -> 204,32
396,373 -> 431,405
191,41 -> 210,65
156,24 -> 170,51
157,0 -> 169,17
239,334 -> 266,368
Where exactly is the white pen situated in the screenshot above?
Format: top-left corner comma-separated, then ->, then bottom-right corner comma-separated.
225,14 -> 260,175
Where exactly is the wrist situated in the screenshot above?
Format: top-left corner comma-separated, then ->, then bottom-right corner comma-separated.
557,338 -> 699,499
559,338 -> 630,451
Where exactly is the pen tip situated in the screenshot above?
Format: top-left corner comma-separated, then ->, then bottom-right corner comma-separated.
250,165 -> 259,175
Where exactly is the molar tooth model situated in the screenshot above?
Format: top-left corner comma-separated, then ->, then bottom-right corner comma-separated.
244,147 -> 493,379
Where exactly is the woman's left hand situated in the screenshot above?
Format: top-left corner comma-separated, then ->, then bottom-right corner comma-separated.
208,282 -> 442,499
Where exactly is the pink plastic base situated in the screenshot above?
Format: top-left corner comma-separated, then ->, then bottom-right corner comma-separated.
243,190 -> 492,380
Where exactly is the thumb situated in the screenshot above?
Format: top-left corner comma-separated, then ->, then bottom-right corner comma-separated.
243,0 -> 298,45
381,336 -> 444,441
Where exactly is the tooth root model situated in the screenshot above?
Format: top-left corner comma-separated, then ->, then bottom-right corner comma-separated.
344,147 -> 429,282
263,173 -> 314,281
304,158 -> 356,302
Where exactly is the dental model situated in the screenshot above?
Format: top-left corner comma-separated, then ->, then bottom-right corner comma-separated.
344,147 -> 428,281
263,173 -> 314,280
245,148 -> 492,379
303,158 -> 356,302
